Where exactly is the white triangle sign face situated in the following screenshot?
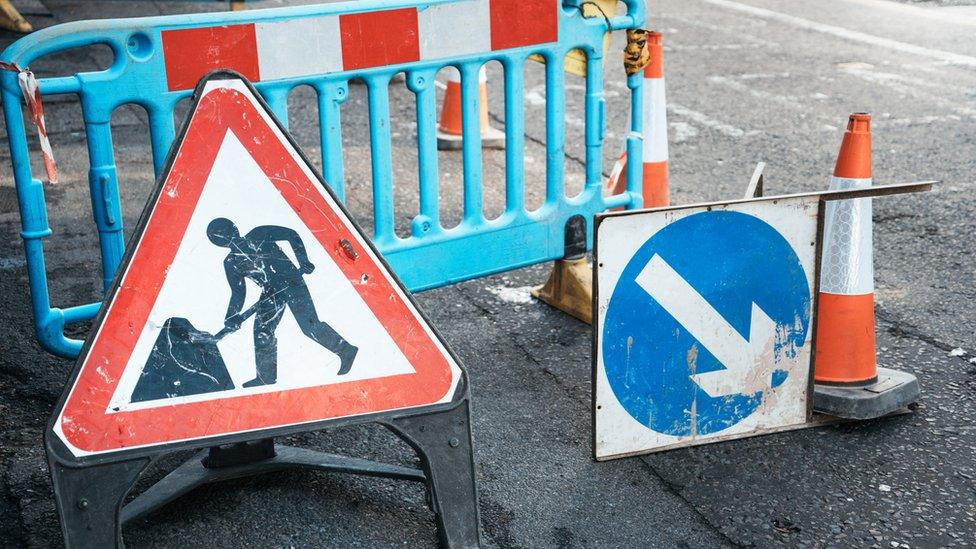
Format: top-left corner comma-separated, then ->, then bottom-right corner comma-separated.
52,74 -> 462,458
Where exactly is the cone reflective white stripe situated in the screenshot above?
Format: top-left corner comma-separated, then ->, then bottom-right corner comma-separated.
606,31 -> 668,207
814,113 -> 877,385
820,176 -> 873,295
642,70 -> 669,166
437,65 -> 505,150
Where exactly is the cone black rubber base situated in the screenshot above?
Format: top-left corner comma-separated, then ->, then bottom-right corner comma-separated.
813,367 -> 920,420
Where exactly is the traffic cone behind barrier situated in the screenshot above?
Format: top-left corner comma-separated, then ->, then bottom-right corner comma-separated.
437,66 -> 505,151
812,113 -> 919,420
606,31 -> 669,208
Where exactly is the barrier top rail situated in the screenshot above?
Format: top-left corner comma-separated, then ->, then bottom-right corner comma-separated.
2,0 -> 646,358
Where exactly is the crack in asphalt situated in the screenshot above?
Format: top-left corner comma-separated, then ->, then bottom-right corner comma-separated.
451,282 -> 737,546
487,112 -> 614,180
877,306 -> 967,355
455,284 -> 584,404
635,456 -> 745,548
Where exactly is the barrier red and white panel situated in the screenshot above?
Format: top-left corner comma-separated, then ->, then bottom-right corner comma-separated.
161,0 -> 558,91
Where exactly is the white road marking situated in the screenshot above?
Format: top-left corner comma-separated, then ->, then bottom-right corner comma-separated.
668,103 -> 759,139
635,254 -> 778,398
525,85 -> 547,106
835,0 -> 976,28
838,65 -> 976,118
667,43 -> 761,51
873,114 -> 964,128
669,121 -> 699,143
660,11 -> 773,34
736,72 -> 792,80
699,0 -> 976,68
707,75 -> 808,110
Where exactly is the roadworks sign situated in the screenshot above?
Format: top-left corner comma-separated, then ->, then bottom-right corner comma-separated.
594,196 -> 818,459
50,72 -> 462,459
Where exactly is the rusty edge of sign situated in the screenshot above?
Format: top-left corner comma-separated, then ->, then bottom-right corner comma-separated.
598,180 -> 937,222
593,408 -> 912,461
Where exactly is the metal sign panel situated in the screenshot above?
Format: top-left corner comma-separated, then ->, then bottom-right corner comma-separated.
51,73 -> 462,459
594,196 -> 819,459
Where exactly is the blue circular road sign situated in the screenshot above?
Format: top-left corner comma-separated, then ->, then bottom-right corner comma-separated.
602,210 -> 811,436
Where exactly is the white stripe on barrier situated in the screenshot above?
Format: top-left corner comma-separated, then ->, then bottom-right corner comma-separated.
419,0 -> 492,59
255,18 -> 344,80
642,77 -> 668,162
820,176 -> 874,295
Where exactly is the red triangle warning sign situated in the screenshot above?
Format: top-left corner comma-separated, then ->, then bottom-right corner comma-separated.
52,73 -> 462,458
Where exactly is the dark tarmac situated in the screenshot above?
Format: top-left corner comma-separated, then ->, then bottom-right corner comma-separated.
1,0 -> 975,547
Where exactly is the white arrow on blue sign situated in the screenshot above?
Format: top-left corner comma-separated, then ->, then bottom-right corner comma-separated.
635,253 -> 781,398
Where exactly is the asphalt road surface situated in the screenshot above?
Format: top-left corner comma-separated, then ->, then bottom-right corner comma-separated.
1,0 -> 975,547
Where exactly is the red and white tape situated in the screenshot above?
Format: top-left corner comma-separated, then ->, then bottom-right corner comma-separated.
0,61 -> 58,185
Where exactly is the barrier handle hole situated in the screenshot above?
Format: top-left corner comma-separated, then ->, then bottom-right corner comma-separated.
126,32 -> 154,62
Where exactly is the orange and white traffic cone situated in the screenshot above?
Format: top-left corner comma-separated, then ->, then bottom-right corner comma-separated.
606,31 -> 668,208
813,113 -> 919,420
437,66 -> 505,151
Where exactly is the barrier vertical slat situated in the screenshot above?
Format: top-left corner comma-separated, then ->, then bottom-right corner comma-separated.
317,81 -> 346,202
413,69 -> 440,232
84,121 -> 125,291
367,75 -> 395,244
148,105 -> 176,179
624,71 -> 643,209
503,57 -> 525,214
262,85 -> 290,129
1,81 -> 64,351
584,49 -> 604,189
459,63 -> 483,224
545,52 -> 565,205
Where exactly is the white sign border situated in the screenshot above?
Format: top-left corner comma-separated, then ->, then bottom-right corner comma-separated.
593,195 -> 821,460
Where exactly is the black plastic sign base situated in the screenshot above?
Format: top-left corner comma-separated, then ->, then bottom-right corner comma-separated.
47,398 -> 479,548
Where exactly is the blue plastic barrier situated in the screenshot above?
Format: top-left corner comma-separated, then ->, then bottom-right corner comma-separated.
2,0 -> 645,358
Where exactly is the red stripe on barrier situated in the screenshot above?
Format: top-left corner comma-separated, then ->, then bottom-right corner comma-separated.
489,0 -> 558,50
162,25 -> 260,91
339,9 -> 420,70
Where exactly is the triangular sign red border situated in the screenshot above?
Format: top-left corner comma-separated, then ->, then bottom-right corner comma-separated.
52,73 -> 462,459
